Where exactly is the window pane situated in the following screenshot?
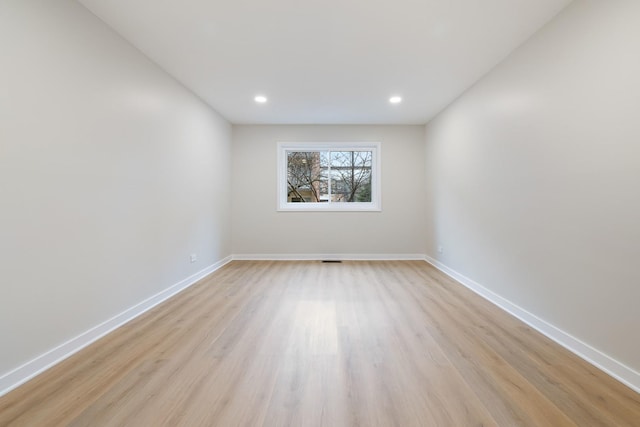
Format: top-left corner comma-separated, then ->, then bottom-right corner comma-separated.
330,168 -> 345,202
330,151 -> 372,203
287,152 -> 324,202
355,175 -> 372,202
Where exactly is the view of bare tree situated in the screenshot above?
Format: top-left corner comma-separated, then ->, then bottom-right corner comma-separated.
286,150 -> 372,203
330,151 -> 372,202
286,152 -> 323,202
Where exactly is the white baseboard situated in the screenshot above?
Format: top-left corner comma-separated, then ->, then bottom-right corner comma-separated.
424,255 -> 640,394
0,255 -> 232,397
232,253 -> 426,261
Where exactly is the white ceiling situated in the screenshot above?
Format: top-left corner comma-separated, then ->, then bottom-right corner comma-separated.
77,0 -> 572,125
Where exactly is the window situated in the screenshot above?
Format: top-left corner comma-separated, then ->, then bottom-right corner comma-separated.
277,142 -> 381,211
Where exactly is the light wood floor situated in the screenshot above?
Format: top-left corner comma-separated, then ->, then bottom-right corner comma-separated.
1,261 -> 639,426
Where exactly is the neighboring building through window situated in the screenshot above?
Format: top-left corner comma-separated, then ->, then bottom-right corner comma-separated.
277,142 -> 381,211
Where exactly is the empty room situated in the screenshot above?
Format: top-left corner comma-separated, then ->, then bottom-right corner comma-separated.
1,0 -> 639,425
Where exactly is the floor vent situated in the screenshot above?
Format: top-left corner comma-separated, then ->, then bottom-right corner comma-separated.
322,260 -> 343,263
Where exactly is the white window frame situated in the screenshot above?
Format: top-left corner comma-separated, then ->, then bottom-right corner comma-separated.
277,142 -> 381,212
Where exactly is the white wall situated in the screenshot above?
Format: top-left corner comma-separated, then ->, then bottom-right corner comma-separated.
425,0 -> 640,379
232,125 -> 426,257
0,0 -> 231,386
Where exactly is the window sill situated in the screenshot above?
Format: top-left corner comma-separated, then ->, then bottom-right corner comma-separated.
277,203 -> 381,212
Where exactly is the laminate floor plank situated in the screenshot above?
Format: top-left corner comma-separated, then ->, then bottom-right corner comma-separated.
403,261 -> 640,426
1,260 -> 639,426
378,262 -> 578,426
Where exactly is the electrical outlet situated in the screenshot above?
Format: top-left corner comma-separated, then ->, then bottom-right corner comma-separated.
437,246 -> 444,254
190,254 -> 197,263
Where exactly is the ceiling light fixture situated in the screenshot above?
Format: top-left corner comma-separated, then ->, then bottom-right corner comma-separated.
389,96 -> 402,104
254,95 -> 267,103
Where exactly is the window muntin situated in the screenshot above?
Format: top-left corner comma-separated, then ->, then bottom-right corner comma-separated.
277,142 -> 381,211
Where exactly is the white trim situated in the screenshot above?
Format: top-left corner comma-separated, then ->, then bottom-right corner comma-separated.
233,253 -> 426,261
277,142 -> 382,212
424,255 -> 640,394
0,256 -> 232,397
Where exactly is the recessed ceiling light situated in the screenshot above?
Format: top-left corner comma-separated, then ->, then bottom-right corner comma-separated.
389,96 -> 402,104
254,95 -> 267,103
